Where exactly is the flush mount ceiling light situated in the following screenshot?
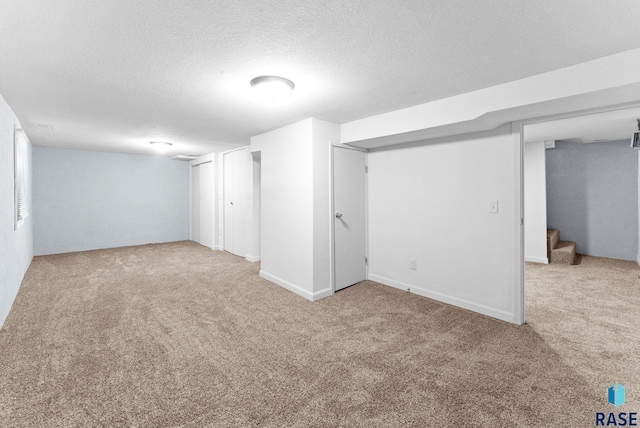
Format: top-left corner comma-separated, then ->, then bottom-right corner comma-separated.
149,141 -> 173,152
250,75 -> 295,102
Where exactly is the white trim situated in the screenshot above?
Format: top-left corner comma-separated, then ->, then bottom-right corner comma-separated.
221,146 -> 249,155
368,273 -> 515,324
261,270 -> 312,300
364,151 -> 369,280
189,161 -> 193,241
637,254 -> 640,267
212,246 -> 223,251
525,256 -> 549,264
330,141 -> 367,152
512,122 -> 525,325
245,255 -> 261,262
312,287 -> 333,301
329,143 -> 336,293
260,270 -> 333,301
189,159 -> 213,168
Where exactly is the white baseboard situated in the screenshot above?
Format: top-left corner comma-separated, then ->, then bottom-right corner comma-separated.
525,256 -> 548,264
245,255 -> 261,262
312,287 -> 333,301
259,270 -> 333,301
367,273 -> 516,324
212,246 -> 223,251
637,254 -> 640,267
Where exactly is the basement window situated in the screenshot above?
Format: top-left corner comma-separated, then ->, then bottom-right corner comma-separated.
14,126 -> 29,230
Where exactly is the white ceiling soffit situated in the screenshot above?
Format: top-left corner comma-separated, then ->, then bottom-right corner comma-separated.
341,49 -> 640,149
523,106 -> 640,144
1,1 -> 640,155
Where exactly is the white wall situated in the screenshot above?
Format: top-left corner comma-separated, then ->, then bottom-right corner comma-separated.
524,141 -> 548,263
311,119 -> 340,295
199,161 -> 215,249
33,147 -> 189,255
367,125 -> 517,323
251,119 -> 315,298
0,95 -> 33,328
250,118 -> 339,300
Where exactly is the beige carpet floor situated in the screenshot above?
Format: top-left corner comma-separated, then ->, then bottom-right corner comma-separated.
1,241 -> 638,427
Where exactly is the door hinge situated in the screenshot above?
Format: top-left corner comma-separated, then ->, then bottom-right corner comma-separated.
365,256 -> 368,264
521,218 -> 524,226
365,165 -> 368,173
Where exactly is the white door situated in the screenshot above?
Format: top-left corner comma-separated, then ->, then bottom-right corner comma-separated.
333,147 -> 366,291
191,164 -> 201,243
223,152 -> 235,253
199,161 -> 214,248
223,149 -> 247,257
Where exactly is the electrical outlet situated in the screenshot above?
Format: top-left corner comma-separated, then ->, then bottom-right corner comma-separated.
488,200 -> 498,213
410,258 -> 417,270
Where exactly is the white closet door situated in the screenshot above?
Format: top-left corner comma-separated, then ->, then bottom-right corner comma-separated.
223,149 -> 248,257
223,152 -> 235,254
191,165 -> 201,243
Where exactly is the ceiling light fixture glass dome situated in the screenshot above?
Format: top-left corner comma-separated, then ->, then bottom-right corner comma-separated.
149,141 -> 173,153
250,76 -> 295,102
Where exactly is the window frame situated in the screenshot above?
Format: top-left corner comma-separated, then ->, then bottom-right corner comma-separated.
14,126 -> 29,230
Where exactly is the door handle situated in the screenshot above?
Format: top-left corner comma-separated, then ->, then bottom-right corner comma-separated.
335,213 -> 342,219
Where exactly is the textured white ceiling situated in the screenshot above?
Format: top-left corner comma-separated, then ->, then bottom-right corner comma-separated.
1,0 -> 640,155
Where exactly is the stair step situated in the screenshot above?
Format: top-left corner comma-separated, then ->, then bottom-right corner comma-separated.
549,240 -> 576,265
547,229 -> 559,257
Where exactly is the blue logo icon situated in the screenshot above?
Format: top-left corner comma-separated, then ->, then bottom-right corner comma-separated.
608,384 -> 626,408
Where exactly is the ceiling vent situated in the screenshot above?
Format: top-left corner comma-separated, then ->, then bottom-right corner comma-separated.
27,122 -> 54,131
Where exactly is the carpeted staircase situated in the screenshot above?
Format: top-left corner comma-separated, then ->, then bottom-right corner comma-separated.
547,228 -> 576,265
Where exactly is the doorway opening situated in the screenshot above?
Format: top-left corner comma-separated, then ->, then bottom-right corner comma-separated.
521,105 -> 640,324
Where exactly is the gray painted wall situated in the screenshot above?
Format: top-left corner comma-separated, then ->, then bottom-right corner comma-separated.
546,140 -> 638,260
0,95 -> 33,328
33,147 -> 189,255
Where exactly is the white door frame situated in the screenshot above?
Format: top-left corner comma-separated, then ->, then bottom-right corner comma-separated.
330,143 -> 368,293
190,163 -> 201,243
513,101 -> 640,325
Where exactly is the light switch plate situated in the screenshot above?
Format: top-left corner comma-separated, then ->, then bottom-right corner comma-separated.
488,200 -> 498,213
